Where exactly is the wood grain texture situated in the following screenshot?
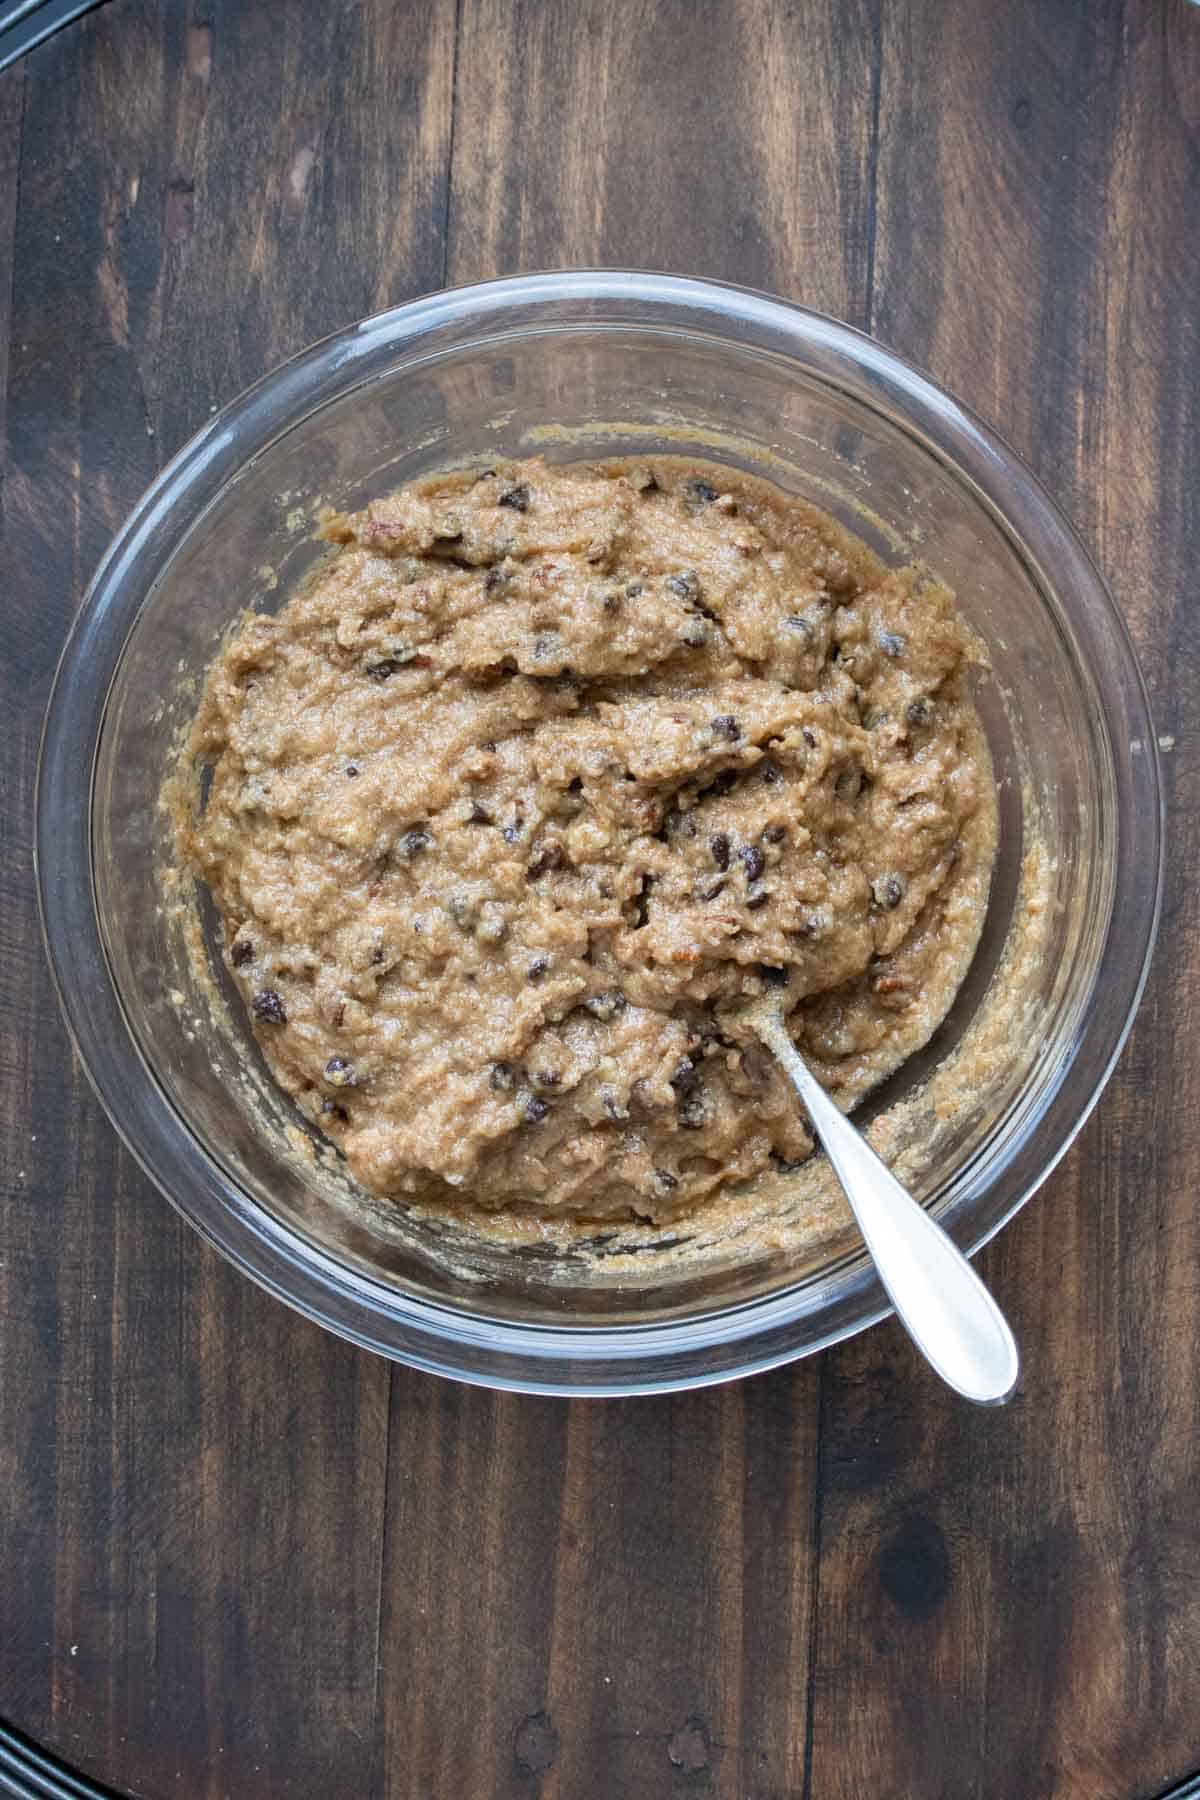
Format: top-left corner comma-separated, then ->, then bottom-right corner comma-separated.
0,2 -> 453,1796
447,0 -> 880,316
373,1372 -> 820,1800
0,1 -> 1198,1798
806,5 -> 1200,1799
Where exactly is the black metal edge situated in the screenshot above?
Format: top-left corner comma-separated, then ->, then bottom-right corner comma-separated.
4,1713 -> 1200,1800
0,1723 -> 121,1800
0,0 -> 106,73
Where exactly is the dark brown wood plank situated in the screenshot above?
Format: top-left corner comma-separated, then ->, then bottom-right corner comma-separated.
0,3 -> 455,1796
446,0 -> 880,312
533,1378 -> 820,1800
807,4 -> 1200,1797
371,1381 -> 570,1798
374,1371 -> 822,1800
366,5 -> 879,1797
0,65 -> 22,453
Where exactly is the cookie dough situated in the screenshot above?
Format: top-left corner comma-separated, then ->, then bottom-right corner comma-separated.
179,457 -> 997,1222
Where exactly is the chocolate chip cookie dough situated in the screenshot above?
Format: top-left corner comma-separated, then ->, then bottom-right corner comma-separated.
178,457 -> 997,1223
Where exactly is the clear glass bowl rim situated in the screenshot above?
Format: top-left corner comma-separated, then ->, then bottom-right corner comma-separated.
35,271 -> 1163,1393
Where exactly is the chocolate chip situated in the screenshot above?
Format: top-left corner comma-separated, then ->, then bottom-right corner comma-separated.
763,823 -> 786,844
710,832 -> 731,870
873,873 -> 905,909
601,1087 -> 628,1122
795,912 -> 827,938
707,768 -> 738,797
253,989 -> 287,1025
655,1168 -> 679,1190
906,697 -> 931,726
398,826 -> 432,858
584,990 -> 627,1022
366,658 -> 402,680
527,840 -> 564,880
711,714 -> 741,741
498,484 -> 531,512
739,844 -> 766,882
746,887 -> 770,911
683,477 -> 719,506
490,1061 -> 517,1091
231,939 -> 254,968
527,956 -> 550,981
324,1056 -> 357,1087
761,762 -> 782,785
345,763 -> 360,779
678,1091 -> 710,1130
696,876 -> 726,902
802,727 -> 818,748
523,1094 -> 549,1123
533,1068 -> 562,1088
667,571 -> 701,604
467,799 -> 493,824
671,1057 -> 698,1095
878,629 -> 906,658
370,945 -> 385,965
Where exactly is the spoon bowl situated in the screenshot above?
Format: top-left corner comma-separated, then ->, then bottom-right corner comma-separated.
750,1002 -> 1020,1405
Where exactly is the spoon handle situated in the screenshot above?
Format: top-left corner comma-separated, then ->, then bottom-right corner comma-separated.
755,1012 -> 1020,1405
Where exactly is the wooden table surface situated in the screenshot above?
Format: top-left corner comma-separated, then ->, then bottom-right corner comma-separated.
1,3 -> 1199,1797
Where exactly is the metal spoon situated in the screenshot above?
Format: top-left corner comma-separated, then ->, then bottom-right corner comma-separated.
750,1003 -> 1020,1405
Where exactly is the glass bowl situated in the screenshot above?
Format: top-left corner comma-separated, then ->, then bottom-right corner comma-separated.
36,273 -> 1162,1393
